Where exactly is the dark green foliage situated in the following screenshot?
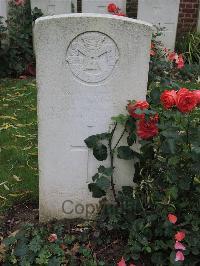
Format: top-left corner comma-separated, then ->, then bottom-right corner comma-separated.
176,32 -> 200,64
85,83 -> 200,265
0,1 -> 43,78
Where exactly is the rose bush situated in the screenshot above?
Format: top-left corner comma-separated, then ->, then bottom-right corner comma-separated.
84,84 -> 200,265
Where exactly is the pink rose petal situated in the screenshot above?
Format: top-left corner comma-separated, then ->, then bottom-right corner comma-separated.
175,241 -> 186,251
175,251 -> 185,262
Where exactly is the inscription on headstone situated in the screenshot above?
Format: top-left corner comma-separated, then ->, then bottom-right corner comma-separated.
66,31 -> 119,83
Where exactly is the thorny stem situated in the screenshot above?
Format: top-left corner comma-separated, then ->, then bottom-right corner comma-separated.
109,123 -> 120,206
113,127 -> 127,151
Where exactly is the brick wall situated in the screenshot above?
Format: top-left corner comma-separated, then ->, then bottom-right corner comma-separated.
177,0 -> 200,36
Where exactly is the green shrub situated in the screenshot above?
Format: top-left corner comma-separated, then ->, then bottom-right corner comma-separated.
176,32 -> 200,65
0,1 -> 42,78
85,85 -> 200,265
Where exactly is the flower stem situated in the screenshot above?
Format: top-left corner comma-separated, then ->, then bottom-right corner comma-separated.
109,123 -> 120,206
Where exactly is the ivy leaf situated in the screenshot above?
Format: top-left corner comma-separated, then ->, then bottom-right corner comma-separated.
93,144 -> 107,161
117,146 -> 135,160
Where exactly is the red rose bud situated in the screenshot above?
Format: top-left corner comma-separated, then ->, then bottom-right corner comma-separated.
107,3 -> 118,13
128,101 -> 149,119
175,231 -> 185,242
160,90 -> 177,109
176,88 -> 197,113
168,213 -> 177,224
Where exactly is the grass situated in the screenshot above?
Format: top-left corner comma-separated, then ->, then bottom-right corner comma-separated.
0,78 -> 38,212
0,78 -> 199,213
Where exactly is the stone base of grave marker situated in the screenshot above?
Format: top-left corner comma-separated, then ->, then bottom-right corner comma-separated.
34,14 -> 152,222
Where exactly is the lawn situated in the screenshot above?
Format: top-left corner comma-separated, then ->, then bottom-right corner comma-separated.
0,79 -> 199,213
0,79 -> 38,212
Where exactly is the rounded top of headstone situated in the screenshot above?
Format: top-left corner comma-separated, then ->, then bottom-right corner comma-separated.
35,13 -> 153,31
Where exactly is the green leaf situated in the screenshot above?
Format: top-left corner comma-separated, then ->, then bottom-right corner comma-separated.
96,176 -> 110,191
98,166 -> 113,176
117,146 -> 135,160
111,114 -> 129,125
29,235 -> 43,253
88,183 -> 106,198
127,133 -> 136,146
48,256 -> 61,266
92,173 -> 99,182
150,87 -> 161,105
93,144 -> 107,161
84,135 -> 98,148
14,240 -> 28,257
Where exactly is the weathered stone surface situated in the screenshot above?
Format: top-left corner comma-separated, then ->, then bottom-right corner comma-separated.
34,14 -> 152,222
138,0 -> 180,50
31,0 -> 72,16
82,0 -> 126,14
0,0 -> 7,23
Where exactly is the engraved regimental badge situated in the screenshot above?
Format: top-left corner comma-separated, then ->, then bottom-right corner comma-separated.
66,31 -> 119,83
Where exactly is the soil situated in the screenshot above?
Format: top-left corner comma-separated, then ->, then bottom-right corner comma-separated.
0,202 -> 39,239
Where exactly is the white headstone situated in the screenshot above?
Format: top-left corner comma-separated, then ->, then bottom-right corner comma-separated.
82,0 -> 126,14
34,14 -> 152,222
0,0 -> 8,23
138,0 -> 180,50
31,0 -> 72,16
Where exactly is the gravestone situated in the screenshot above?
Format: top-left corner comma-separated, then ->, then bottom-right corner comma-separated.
31,0 -> 72,16
82,0 -> 126,14
0,0 -> 7,23
34,14 -> 152,222
138,0 -> 180,50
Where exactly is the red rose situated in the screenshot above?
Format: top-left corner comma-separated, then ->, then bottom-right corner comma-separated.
176,54 -> 184,69
176,88 -> 197,113
107,3 -> 118,13
168,213 -> 177,224
160,90 -> 177,109
128,101 -> 149,119
137,119 -> 158,140
193,90 -> 200,105
175,231 -> 185,242
167,52 -> 177,62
